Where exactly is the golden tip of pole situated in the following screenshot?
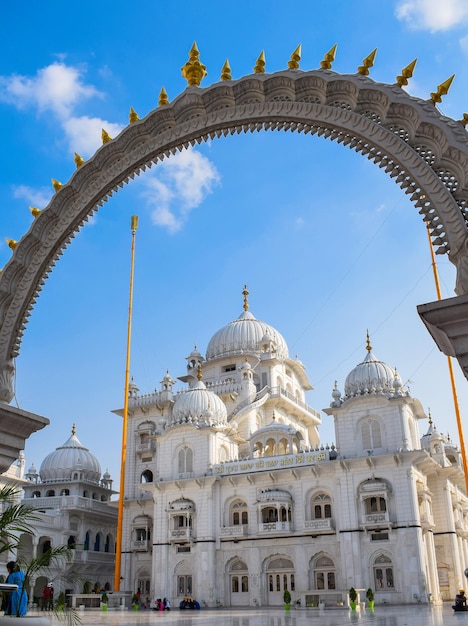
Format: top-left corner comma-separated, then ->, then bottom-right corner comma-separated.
131,215 -> 139,230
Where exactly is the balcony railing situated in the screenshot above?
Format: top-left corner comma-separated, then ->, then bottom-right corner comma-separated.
170,528 -> 193,542
259,521 -> 292,533
304,518 -> 334,532
220,525 -> 248,537
362,512 -> 390,526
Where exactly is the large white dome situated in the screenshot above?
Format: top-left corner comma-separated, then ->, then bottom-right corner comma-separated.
344,342 -> 399,399
206,309 -> 288,360
172,379 -> 227,426
39,426 -> 101,484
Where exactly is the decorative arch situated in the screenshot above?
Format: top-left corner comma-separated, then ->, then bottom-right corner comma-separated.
0,67 -> 468,403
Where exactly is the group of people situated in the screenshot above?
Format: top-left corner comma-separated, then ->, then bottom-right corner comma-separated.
153,597 -> 170,611
179,597 -> 200,609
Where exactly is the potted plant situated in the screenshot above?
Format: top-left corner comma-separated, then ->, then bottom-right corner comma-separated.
101,592 -> 108,611
366,588 -> 374,609
283,589 -> 291,610
349,587 -> 358,610
132,593 -> 140,610
56,591 -> 66,611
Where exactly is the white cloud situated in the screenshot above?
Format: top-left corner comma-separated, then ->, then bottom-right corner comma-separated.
139,148 -> 221,233
395,0 -> 468,32
12,185 -> 53,209
0,63 -> 100,118
62,116 -> 124,158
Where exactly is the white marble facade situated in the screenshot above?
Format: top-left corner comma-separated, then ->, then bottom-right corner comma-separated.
119,287 -> 468,607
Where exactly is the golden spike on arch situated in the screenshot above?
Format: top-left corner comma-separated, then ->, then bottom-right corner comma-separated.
158,87 -> 169,106
52,178 -> 62,192
5,238 -> 17,251
288,44 -> 302,70
320,44 -> 337,70
430,74 -> 455,104
74,152 -> 84,168
101,129 -> 112,144
221,59 -> 232,81
181,41 -> 207,86
358,48 -> 377,75
254,51 -> 266,74
396,58 -> 417,87
29,206 -> 41,218
129,107 -> 139,124
459,113 -> 468,128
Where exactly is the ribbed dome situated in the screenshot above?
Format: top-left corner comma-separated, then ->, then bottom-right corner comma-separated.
344,344 -> 398,399
206,310 -> 288,360
172,380 -> 227,426
39,427 -> 101,484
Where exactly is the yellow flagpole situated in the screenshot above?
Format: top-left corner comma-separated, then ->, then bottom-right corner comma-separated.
114,215 -> 139,591
426,223 -> 468,493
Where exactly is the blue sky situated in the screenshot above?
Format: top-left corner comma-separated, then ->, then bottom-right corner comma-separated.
1,0 -> 468,489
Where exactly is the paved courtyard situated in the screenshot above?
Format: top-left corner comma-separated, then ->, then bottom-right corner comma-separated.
40,604 -> 462,626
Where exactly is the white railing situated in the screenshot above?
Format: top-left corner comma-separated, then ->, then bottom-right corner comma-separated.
220,525 -> 248,537
304,518 -> 334,531
259,521 -> 292,532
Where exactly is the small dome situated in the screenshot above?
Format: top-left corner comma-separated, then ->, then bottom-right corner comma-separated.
172,379 -> 227,426
206,286 -> 288,360
39,426 -> 101,484
257,489 -> 292,503
344,337 -> 397,399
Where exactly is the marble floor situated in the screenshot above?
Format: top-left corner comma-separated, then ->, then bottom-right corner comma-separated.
39,604 -> 462,626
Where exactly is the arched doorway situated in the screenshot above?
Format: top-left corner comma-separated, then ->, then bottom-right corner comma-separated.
265,556 -> 295,606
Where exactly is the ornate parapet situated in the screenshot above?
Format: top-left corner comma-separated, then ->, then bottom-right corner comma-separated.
418,294 -> 468,380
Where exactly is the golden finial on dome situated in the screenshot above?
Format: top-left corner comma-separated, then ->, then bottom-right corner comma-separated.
29,206 -> 41,218
129,107 -> 139,124
102,129 -> 112,144
254,51 -> 266,74
181,42 -> 207,87
358,48 -> 377,75
159,87 -> 169,106
320,44 -> 337,70
396,58 -> 417,87
430,74 -> 455,104
5,238 -> 17,250
287,44 -> 302,70
459,113 -> 468,128
366,330 -> 372,352
242,284 -> 250,311
428,408 -> 432,426
52,178 -> 62,192
221,59 -> 232,81
74,152 -> 84,168
72,423 -> 76,435
197,364 -> 203,381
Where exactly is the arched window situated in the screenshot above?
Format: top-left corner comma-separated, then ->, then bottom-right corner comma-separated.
140,470 -> 153,483
46,490 -> 55,497
32,490 -> 41,498
312,493 -> 332,519
94,532 -> 101,552
230,500 -> 248,526
60,489 -> 69,496
178,446 -> 193,474
361,418 -> 382,449
83,490 -> 89,498
84,531 -> 90,551
67,536 -> 76,549
313,556 -> 336,590
105,534 -> 112,553
41,540 -> 51,565
374,554 -> 394,589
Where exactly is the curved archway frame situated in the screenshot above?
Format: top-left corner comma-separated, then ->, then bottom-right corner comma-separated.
1,68 -> 468,409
